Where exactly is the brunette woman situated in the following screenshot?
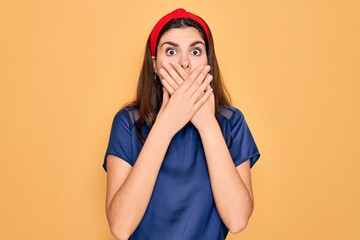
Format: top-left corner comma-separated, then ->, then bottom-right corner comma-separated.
103,8 -> 260,240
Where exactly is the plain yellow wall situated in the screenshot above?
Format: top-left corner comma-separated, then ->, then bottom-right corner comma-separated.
1,0 -> 359,239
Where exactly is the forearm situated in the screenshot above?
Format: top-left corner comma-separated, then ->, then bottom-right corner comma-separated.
107,119 -> 173,238
198,118 -> 253,233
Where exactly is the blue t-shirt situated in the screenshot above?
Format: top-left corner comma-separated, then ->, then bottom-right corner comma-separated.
103,106 -> 260,240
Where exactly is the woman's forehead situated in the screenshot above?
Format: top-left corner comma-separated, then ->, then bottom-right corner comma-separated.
159,27 -> 204,45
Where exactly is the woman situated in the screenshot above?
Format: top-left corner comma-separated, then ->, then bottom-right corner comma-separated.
103,8 -> 260,240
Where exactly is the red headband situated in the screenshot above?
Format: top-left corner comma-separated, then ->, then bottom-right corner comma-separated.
149,8 -> 211,57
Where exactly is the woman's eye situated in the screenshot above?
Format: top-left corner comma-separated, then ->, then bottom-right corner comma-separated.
166,48 -> 177,56
191,49 -> 201,56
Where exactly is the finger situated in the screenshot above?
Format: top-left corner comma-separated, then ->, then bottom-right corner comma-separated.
180,65 -> 205,91
194,65 -> 211,87
162,62 -> 185,86
193,88 -> 213,110
191,74 -> 213,101
204,73 -> 212,91
159,68 -> 179,91
170,61 -> 189,80
196,73 -> 212,101
186,65 -> 211,95
195,90 -> 206,103
161,78 -> 175,95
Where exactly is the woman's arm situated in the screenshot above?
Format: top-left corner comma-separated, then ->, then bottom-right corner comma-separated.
106,65 -> 213,240
106,120 -> 173,240
197,118 -> 254,234
191,90 -> 254,233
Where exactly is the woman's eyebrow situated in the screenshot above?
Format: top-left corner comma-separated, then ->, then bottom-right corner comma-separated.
190,41 -> 205,47
160,41 -> 179,47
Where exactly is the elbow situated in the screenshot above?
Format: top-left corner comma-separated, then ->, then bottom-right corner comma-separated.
109,223 -> 131,240
228,198 -> 254,233
228,216 -> 249,234
106,205 -> 132,240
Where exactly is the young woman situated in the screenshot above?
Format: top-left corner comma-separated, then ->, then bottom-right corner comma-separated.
103,8 -> 260,240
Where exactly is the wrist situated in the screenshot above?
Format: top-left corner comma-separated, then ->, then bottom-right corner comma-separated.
152,116 -> 176,141
196,116 -> 218,135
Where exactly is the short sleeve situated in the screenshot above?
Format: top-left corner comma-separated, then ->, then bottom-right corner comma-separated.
103,108 -> 134,171
229,109 -> 260,168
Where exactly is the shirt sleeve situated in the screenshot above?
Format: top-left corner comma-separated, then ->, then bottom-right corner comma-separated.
103,108 -> 133,171
229,109 -> 260,168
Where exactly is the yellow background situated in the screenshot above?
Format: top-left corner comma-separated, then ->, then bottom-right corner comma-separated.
1,0 -> 359,239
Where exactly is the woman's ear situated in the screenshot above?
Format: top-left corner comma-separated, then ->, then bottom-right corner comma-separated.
152,56 -> 158,74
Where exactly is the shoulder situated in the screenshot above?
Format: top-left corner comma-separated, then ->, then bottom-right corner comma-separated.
112,106 -> 140,129
218,106 -> 245,123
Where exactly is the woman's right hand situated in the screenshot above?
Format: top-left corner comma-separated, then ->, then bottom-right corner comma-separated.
156,64 -> 213,136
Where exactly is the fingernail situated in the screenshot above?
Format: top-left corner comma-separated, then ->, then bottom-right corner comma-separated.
162,61 -> 169,66
205,65 -> 211,71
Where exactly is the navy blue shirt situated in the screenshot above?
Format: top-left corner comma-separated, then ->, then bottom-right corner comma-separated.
103,106 -> 260,240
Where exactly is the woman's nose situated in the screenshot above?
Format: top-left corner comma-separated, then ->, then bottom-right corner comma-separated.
180,54 -> 190,70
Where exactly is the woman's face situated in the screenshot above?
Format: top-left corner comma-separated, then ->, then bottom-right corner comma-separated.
153,27 -> 208,76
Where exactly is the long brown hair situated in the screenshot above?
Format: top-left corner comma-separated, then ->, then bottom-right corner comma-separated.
128,18 -> 231,143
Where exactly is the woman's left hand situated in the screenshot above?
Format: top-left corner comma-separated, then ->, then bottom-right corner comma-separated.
159,61 -> 215,131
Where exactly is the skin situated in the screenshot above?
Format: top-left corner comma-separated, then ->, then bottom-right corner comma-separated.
106,27 -> 254,240
152,27 -> 212,128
